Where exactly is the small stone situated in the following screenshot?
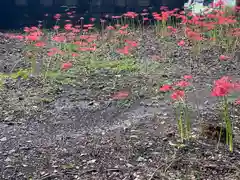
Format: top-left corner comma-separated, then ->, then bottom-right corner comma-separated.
87,159 -> 97,164
5,157 -> 11,162
126,163 -> 134,168
8,149 -> 16,154
0,137 -> 7,142
136,156 -> 146,162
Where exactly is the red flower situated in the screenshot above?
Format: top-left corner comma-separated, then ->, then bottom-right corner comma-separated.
107,26 -> 115,30
211,76 -> 233,97
54,14 -> 61,20
175,80 -> 190,87
116,46 -> 130,55
64,24 -> 73,31
177,40 -> 185,46
34,41 -> 45,47
183,75 -> 192,80
171,90 -> 185,101
61,62 -> 72,70
159,84 -> 172,92
167,26 -> 177,33
53,25 -> 60,30
112,91 -> 129,100
25,34 -> 40,41
219,55 -> 231,61
125,40 -> 138,47
90,17 -> 96,22
71,53 -> 78,57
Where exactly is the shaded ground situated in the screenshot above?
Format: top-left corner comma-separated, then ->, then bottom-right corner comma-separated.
0,30 -> 240,180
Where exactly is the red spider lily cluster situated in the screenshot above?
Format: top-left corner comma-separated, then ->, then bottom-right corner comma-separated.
116,39 -> 138,55
211,76 -> 240,102
160,75 -> 193,101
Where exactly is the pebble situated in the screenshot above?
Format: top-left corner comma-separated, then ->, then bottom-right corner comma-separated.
136,156 -> 146,162
0,137 -> 7,142
87,159 -> 97,164
5,157 -> 11,162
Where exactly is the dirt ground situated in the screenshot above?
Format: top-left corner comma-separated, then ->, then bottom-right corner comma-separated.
0,30 -> 240,180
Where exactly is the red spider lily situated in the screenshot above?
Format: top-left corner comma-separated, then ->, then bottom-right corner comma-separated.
211,76 -> 234,97
107,26 -> 115,30
54,13 -> 61,20
90,17 -> 96,22
186,30 -> 203,41
175,80 -> 191,87
125,40 -> 138,47
112,91 -> 129,100
141,13 -> 149,16
64,24 -> 73,31
116,46 -> 130,55
25,34 -> 39,41
171,90 -> 185,101
61,62 -> 72,70
183,75 -> 193,80
30,26 -> 39,31
47,48 -> 64,56
73,41 -> 88,46
167,26 -> 177,33
143,17 -> 149,21
219,55 -> 231,61
83,24 -> 94,28
115,24 -> 121,28
152,13 -> 162,21
118,30 -> 128,35
123,12 -> 138,19
71,53 -> 79,57
161,11 -> 169,21
160,6 -> 168,11
24,27 -> 30,33
217,16 -> 237,25
53,25 -> 60,30
34,41 -> 46,47
159,84 -> 172,92
112,16 -> 122,19
78,45 -> 96,52
52,35 -> 66,42
120,24 -> 129,30
80,35 -> 97,41
179,15 -> 188,24
72,28 -> 80,33
177,40 -> 185,46
214,0 -> 224,7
